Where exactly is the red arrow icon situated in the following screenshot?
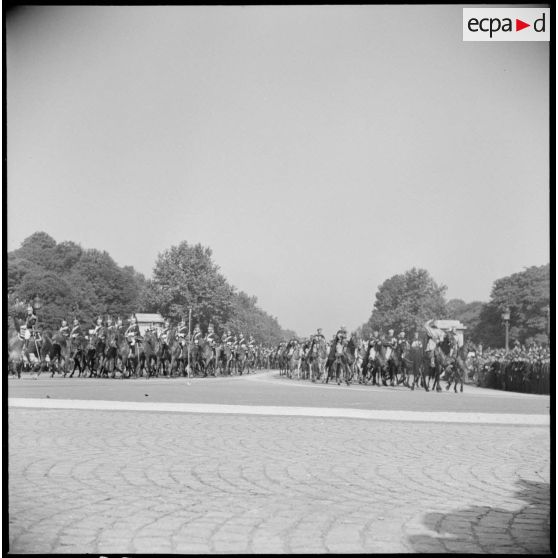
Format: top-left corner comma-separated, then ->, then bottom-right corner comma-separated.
516,19 -> 530,31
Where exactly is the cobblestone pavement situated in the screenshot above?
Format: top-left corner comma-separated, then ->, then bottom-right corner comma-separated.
8,408 -> 550,554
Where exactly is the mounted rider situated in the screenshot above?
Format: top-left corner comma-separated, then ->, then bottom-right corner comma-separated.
70,318 -> 82,342
397,331 -> 409,352
105,316 -> 118,347
177,318 -> 188,347
312,328 -> 326,346
424,319 -> 445,368
236,332 -> 245,347
205,323 -> 218,355
192,323 -> 202,345
125,314 -> 142,352
59,319 -> 71,340
93,316 -> 107,342
159,318 -> 171,345
222,329 -> 234,346
448,327 -> 459,357
248,334 -> 256,352
22,304 -> 41,349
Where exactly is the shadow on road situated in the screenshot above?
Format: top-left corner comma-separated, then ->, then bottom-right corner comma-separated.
407,478 -> 551,553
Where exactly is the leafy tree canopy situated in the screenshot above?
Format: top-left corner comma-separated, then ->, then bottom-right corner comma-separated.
474,264 -> 549,347
364,268 -> 447,336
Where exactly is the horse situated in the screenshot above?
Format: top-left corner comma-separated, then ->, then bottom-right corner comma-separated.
141,329 -> 160,378
126,333 -> 146,378
277,344 -> 289,376
47,331 -> 71,377
361,341 -> 376,385
236,344 -> 248,375
221,343 -> 235,376
102,327 -> 120,378
371,341 -> 392,386
8,316 -> 26,378
214,344 -> 224,376
25,329 -> 51,376
285,341 -> 302,380
197,339 -> 216,376
344,334 -> 358,384
392,339 -> 413,388
408,341 -> 428,392
68,333 -> 88,378
444,339 -> 472,393
307,337 -> 328,383
166,329 -> 186,377
326,339 -> 351,385
157,333 -> 172,377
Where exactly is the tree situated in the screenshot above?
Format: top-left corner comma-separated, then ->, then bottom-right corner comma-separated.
474,264 -> 549,346
145,241 -> 236,329
445,298 -> 484,342
365,268 -> 447,335
8,232 -> 147,328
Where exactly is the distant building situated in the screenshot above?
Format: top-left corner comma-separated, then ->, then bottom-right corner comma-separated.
433,319 -> 467,347
135,312 -> 165,335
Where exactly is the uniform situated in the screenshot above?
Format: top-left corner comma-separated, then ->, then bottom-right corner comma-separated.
59,324 -> 71,339
424,320 -> 444,367
222,333 -> 234,346
192,328 -> 202,344
125,322 -> 141,346
93,323 -> 107,342
177,323 -> 188,346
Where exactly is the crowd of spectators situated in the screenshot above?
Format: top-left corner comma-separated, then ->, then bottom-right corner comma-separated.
466,341 -> 550,395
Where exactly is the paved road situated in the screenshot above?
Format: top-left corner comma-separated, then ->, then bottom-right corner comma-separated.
8,369 -> 550,415
7,371 -> 551,554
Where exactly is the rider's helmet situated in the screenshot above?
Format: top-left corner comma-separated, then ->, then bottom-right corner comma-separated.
398,331 -> 405,338
317,328 -> 323,334
96,316 -> 103,325
130,314 -> 137,324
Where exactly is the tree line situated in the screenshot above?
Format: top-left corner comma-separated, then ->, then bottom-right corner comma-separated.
358,266 -> 549,348
7,232 -> 295,345
8,232 -> 549,349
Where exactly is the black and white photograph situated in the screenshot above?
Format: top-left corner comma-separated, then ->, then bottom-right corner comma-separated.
6,4 -> 551,555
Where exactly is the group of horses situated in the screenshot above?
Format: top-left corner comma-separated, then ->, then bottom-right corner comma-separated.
271,334 -> 472,392
7,317 -> 268,379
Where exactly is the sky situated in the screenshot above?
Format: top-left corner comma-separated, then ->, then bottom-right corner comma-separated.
6,5 -> 549,337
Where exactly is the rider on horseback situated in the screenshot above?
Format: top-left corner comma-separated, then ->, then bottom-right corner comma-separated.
125,314 -> 141,351
237,332 -> 247,349
159,318 -> 171,344
70,318 -> 82,339
248,334 -> 256,351
177,318 -> 188,347
23,305 -> 41,350
93,316 -> 107,341
314,328 -> 326,342
59,319 -> 71,339
205,323 -> 217,355
222,329 -> 234,346
424,319 -> 444,367
192,324 -> 202,345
